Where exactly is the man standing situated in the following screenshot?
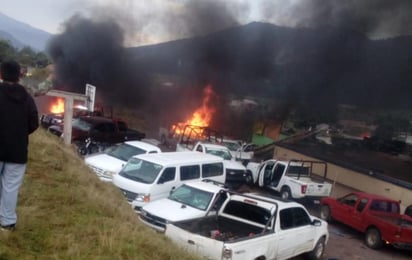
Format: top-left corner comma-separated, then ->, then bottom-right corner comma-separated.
0,60 -> 39,231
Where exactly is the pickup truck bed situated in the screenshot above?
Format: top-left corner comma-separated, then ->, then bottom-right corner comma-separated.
166,193 -> 329,260
173,215 -> 264,242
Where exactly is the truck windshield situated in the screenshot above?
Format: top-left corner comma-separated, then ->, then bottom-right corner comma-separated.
169,184 -> 214,211
205,148 -> 233,160
119,158 -> 163,184
106,143 -> 146,161
222,141 -> 241,152
72,118 -> 92,131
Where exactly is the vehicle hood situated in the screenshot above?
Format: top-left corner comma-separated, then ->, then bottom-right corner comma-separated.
85,154 -> 126,172
142,199 -> 205,222
223,160 -> 246,171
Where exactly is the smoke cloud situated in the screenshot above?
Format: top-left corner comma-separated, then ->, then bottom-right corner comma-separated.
260,0 -> 412,39
47,15 -> 149,107
45,0 -> 412,137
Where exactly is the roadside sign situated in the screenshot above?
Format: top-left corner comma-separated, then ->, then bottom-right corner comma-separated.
85,84 -> 96,112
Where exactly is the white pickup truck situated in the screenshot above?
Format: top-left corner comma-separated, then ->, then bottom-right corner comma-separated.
247,159 -> 333,201
138,180 -> 229,232
165,192 -> 329,260
177,141 -> 252,187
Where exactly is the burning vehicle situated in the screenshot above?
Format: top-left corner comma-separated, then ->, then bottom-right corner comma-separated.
40,98 -> 105,129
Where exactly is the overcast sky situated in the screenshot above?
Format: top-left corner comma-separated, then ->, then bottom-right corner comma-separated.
1,0 -> 412,46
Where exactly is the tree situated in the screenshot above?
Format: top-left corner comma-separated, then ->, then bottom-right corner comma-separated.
0,40 -> 18,62
18,46 -> 37,66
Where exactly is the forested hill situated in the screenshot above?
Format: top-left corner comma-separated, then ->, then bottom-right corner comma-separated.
129,22 -> 412,111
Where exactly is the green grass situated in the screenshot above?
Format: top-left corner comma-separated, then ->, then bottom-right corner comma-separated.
0,129 -> 199,260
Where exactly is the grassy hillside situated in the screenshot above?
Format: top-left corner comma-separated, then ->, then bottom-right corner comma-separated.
0,129 -> 199,260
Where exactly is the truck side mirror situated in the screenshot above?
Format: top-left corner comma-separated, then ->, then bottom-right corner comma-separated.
312,219 -> 322,226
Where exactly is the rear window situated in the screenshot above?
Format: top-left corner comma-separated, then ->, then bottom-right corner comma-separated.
223,200 -> 271,225
369,200 -> 400,213
287,166 -> 310,176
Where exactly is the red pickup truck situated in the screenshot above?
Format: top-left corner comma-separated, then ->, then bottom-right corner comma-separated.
320,191 -> 412,250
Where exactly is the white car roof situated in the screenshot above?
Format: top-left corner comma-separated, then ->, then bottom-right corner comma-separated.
124,140 -> 162,153
132,151 -> 224,166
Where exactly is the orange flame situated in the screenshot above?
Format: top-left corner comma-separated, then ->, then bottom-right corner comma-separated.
50,98 -> 65,114
185,85 -> 215,127
174,85 -> 216,135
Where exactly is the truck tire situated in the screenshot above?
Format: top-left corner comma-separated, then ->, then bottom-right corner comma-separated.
365,227 -> 384,249
320,205 -> 332,222
280,187 -> 291,200
305,237 -> 325,260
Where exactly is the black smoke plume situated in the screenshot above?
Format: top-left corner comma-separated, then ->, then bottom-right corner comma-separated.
264,0 -> 412,39
47,15 -> 149,107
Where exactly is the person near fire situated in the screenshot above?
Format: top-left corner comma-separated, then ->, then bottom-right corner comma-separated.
0,60 -> 39,231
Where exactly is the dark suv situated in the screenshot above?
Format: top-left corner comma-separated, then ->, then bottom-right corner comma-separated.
48,116 -> 145,145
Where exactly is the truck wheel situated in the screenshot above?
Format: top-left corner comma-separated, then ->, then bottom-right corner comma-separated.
280,187 -> 291,200
365,227 -> 384,249
320,205 -> 332,222
305,237 -> 325,260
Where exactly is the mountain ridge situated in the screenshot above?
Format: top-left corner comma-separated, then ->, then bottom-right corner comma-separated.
0,12 -> 52,51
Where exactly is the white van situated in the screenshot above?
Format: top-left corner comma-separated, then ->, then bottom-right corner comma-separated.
112,151 -> 226,211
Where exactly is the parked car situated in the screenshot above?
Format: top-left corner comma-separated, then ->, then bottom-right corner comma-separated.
112,152 -> 226,211
84,140 -> 161,182
320,191 -> 412,250
138,180 -> 229,232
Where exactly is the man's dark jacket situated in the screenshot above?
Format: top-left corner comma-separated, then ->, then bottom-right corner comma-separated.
0,82 -> 39,163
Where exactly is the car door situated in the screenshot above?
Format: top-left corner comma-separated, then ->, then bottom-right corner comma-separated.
258,160 -> 275,186
332,193 -> 359,225
152,167 -> 177,202
277,207 -> 316,259
348,197 -> 369,230
90,123 -> 108,142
